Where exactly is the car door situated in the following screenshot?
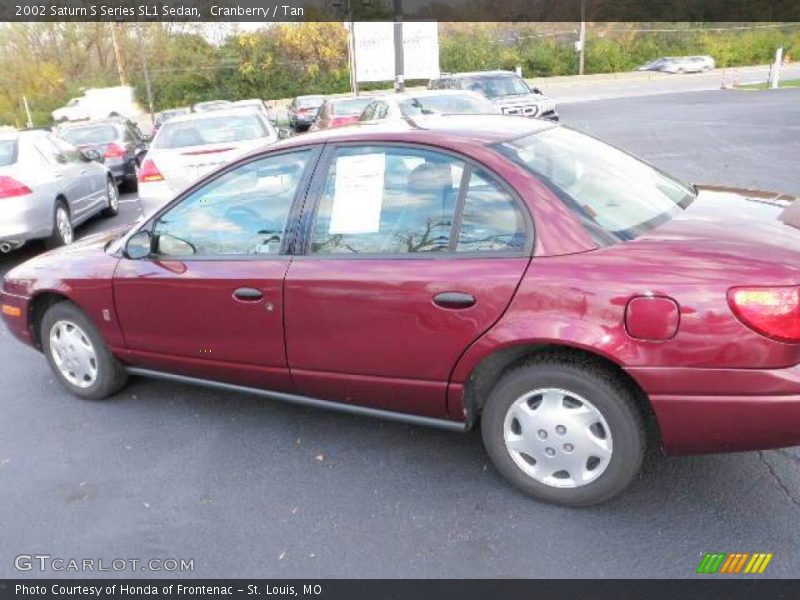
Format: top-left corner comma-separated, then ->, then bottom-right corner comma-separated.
113,147 -> 320,392
284,143 -> 533,418
34,136 -> 88,218
50,134 -> 106,218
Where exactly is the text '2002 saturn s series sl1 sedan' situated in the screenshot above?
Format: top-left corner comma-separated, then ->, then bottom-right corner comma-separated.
2,115 -> 800,506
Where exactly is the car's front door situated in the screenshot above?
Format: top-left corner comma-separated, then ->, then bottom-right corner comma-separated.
114,148 -> 319,392
284,144 -> 533,418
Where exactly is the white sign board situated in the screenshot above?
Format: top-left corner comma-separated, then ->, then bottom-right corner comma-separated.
353,21 -> 440,83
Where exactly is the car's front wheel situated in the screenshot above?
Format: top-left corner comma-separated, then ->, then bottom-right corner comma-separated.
41,301 -> 128,400
481,354 -> 645,507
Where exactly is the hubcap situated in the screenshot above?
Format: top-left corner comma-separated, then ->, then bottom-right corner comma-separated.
107,180 -> 119,211
503,388 -> 613,488
49,320 -> 98,389
56,207 -> 73,244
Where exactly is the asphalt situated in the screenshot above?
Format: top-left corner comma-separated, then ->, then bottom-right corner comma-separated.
1,88 -> 799,579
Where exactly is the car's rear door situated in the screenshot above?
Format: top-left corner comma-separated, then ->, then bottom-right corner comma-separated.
283,143 -> 532,418
113,147 -> 320,392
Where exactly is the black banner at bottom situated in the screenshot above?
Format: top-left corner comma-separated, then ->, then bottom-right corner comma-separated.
1,580 -> 799,600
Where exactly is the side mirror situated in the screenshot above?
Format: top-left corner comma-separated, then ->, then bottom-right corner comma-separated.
278,128 -> 291,140
82,149 -> 103,162
125,230 -> 153,259
531,87 -> 542,95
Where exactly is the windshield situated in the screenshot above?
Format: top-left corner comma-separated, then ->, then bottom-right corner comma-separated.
154,114 -> 268,149
331,97 -> 373,116
399,94 -> 497,116
59,125 -> 118,145
457,75 -> 530,99
296,97 -> 324,109
497,127 -> 695,245
0,140 -> 17,166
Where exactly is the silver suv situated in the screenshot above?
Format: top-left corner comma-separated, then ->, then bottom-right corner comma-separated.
428,70 -> 558,121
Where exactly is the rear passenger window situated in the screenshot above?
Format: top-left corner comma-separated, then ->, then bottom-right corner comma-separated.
311,146 -> 464,255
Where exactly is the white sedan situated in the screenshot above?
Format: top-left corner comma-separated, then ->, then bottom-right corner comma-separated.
137,108 -> 278,215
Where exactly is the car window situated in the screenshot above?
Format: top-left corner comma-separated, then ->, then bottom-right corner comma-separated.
311,145 -> 465,255
456,170 -> 527,252
375,102 -> 389,120
331,98 -> 373,116
456,75 -> 530,99
399,94 -> 496,116
152,150 -> 312,257
359,102 -> 377,121
0,140 -> 17,166
497,127 -> 695,245
49,135 -> 83,163
154,114 -> 268,149
59,125 -> 118,146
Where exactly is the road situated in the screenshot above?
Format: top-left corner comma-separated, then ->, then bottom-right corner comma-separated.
1,88 -> 799,579
531,62 -> 800,104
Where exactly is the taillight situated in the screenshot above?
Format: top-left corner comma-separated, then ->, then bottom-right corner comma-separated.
104,142 -> 126,158
0,176 -> 32,199
138,158 -> 164,182
728,286 -> 800,343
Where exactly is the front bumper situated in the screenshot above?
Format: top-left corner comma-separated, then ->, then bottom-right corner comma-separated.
628,365 -> 800,454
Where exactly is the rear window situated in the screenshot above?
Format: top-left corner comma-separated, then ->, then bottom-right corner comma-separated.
455,75 -> 530,99
0,140 -> 17,166
331,98 -> 373,116
497,127 -> 695,245
59,125 -> 118,145
154,114 -> 268,149
296,97 -> 324,109
399,94 -> 497,116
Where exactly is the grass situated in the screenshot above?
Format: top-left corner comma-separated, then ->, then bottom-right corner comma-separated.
736,78 -> 800,90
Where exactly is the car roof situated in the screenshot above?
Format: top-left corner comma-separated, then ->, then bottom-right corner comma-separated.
57,119 -> 124,129
274,114 -> 555,148
437,70 -> 518,79
158,107 -> 268,125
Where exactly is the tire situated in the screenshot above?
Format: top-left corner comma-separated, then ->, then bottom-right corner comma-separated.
103,176 -> 120,217
481,354 -> 646,507
46,200 -> 73,249
41,301 -> 128,400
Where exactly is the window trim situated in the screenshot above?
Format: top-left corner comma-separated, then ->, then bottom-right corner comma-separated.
295,141 -> 534,261
132,145 -> 324,262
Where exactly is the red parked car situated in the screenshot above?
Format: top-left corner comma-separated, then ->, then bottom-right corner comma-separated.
310,96 -> 375,130
3,115 -> 800,506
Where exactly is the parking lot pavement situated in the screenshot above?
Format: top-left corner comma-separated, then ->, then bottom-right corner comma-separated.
2,89 -> 800,579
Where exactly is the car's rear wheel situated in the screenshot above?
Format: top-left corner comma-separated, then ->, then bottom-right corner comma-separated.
103,176 -> 120,217
47,201 -> 73,249
481,355 -> 645,507
41,301 -> 128,400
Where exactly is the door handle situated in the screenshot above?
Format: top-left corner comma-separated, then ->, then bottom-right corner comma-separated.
233,287 -> 263,301
433,292 -> 476,309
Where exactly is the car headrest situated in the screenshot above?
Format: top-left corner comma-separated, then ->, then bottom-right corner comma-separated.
407,162 -> 453,194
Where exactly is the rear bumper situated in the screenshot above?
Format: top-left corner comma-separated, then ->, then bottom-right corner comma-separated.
628,365 -> 800,454
137,181 -> 174,217
0,288 -> 32,346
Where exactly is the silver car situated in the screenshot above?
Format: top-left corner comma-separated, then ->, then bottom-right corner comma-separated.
0,129 -> 119,253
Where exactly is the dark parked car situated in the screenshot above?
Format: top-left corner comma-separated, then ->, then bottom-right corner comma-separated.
288,95 -> 326,132
3,115 -> 800,507
57,118 -> 149,191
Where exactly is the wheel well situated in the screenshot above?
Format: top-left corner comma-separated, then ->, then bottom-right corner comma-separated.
461,344 -> 658,436
29,292 -> 70,350
55,195 -> 68,213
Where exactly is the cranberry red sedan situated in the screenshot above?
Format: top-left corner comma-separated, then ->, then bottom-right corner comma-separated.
310,96 -> 375,131
2,116 -> 800,506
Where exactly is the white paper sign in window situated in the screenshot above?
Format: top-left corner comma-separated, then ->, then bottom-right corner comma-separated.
329,153 -> 386,235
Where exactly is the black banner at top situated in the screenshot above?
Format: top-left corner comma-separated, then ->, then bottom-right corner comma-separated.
2,0 -> 800,22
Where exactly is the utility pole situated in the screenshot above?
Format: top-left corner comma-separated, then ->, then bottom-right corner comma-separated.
578,0 -> 586,76
348,5 -> 359,96
110,23 -> 127,85
393,0 -> 404,92
22,95 -> 33,128
135,22 -> 156,126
